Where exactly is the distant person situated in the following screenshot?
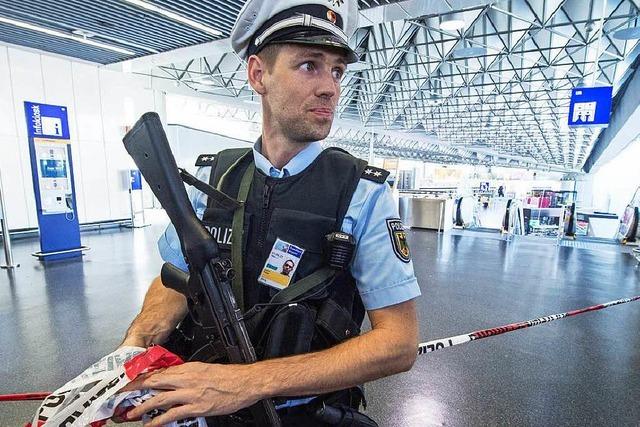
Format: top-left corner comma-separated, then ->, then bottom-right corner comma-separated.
498,185 -> 505,197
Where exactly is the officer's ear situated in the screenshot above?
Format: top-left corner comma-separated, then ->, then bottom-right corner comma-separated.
247,55 -> 267,95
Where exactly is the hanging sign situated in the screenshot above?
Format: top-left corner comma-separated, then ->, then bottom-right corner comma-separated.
567,86 -> 613,127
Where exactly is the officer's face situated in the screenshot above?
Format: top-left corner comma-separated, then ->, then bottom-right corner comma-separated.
258,44 -> 347,143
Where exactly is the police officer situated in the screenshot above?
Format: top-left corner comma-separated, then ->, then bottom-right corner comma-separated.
121,0 -> 421,425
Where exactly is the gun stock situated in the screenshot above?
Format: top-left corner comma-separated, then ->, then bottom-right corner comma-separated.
122,112 -> 215,271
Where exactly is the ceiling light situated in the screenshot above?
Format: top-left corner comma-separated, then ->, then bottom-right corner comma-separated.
612,26 -> 640,40
72,29 -> 96,38
122,0 -> 222,37
0,15 -> 135,55
440,12 -> 466,32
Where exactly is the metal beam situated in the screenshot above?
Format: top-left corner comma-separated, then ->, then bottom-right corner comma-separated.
107,38 -> 234,72
358,0 -> 496,27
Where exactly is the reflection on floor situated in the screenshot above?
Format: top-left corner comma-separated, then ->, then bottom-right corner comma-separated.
1,218 -> 639,426
450,227 -> 637,254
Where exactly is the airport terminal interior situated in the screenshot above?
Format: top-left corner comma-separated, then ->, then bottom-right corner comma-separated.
1,0 -> 640,425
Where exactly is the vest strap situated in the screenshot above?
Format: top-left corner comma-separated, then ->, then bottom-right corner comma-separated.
216,149 -> 252,190
269,266 -> 336,305
231,161 -> 255,311
179,168 -> 241,211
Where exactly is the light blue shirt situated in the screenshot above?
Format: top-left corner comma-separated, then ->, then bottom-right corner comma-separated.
158,141 -> 421,310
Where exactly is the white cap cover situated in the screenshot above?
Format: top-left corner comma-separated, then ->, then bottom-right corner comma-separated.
230,0 -> 359,62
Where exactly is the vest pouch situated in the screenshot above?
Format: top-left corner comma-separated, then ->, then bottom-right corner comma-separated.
315,298 -> 361,347
262,302 -> 316,360
265,208 -> 336,280
266,208 -> 336,252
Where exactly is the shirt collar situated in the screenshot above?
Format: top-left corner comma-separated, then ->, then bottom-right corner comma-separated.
252,137 -> 323,178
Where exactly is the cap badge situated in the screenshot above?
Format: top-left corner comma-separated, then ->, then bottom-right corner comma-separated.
329,0 -> 344,7
327,9 -> 337,24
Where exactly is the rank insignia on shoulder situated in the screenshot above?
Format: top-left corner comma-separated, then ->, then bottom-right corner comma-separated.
195,154 -> 216,167
386,218 -> 411,263
361,166 -> 390,184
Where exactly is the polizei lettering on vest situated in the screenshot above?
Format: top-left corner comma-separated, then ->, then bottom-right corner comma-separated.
205,226 -> 233,246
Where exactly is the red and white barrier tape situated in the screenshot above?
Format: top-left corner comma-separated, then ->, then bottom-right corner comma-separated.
418,295 -> 640,354
0,392 -> 50,401
2,296 -> 638,404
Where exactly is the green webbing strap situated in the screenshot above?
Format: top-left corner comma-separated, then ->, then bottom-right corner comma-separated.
216,149 -> 251,191
179,168 -> 241,211
269,266 -> 336,305
231,162 -> 255,311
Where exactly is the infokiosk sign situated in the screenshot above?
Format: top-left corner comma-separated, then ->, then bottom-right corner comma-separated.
24,102 -> 71,139
567,86 -> 613,128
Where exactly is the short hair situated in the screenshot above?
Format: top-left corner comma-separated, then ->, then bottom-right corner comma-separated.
256,44 -> 282,71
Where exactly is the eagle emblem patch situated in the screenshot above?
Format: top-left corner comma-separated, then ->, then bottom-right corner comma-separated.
386,218 -> 410,263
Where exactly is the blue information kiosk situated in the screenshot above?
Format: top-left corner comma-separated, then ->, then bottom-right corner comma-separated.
24,101 -> 88,261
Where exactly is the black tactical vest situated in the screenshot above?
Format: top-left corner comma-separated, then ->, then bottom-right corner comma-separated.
204,146 -> 364,308
165,146 -> 389,423
168,145 -> 385,361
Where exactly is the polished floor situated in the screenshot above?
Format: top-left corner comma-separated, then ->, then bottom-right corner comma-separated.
1,214 -> 639,426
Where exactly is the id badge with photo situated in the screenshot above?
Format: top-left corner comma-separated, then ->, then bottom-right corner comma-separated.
258,238 -> 304,290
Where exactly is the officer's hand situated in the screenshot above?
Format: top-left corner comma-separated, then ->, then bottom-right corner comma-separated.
122,362 -> 261,426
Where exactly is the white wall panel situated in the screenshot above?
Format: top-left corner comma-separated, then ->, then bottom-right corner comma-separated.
77,141 -> 110,222
71,62 -> 103,143
105,144 -> 136,219
41,55 -> 77,141
0,135 -> 29,229
591,139 -> 640,215
0,46 -> 18,138
98,69 -> 158,214
8,48 -> 43,228
97,70 -> 126,146
41,55 -> 73,102
99,69 -> 155,146
9,48 -> 44,139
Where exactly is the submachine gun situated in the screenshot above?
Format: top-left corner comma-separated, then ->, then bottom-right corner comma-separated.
122,112 -> 281,427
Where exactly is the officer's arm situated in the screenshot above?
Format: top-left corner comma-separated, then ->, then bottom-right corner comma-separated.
250,298 -> 418,398
120,275 -> 188,348
124,298 -> 418,424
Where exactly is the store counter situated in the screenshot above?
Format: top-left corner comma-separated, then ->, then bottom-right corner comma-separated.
576,211 -> 619,238
400,196 -> 453,231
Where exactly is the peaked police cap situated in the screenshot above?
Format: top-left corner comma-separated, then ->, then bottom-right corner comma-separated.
231,0 -> 359,63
